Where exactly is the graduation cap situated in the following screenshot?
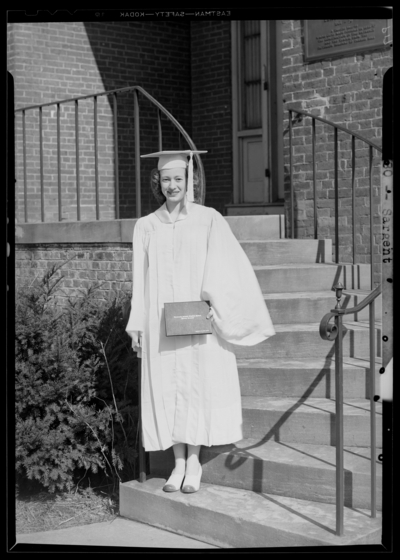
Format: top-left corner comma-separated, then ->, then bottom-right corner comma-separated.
141,150 -> 207,203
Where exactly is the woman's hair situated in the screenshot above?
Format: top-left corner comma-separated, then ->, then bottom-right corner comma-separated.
150,167 -> 202,206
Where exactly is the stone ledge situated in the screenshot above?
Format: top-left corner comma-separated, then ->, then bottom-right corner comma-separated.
15,215 -> 286,244
15,220 -> 137,245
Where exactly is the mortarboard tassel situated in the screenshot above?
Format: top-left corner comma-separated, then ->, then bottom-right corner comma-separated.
187,151 -> 194,202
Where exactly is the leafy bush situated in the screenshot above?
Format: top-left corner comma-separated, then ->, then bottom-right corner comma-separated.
15,261 -> 139,493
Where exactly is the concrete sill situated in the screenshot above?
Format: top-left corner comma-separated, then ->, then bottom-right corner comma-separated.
15,219 -> 138,245
15,214 -> 286,245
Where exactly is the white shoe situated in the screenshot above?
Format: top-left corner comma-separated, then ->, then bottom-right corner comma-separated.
182,465 -> 202,493
163,470 -> 185,492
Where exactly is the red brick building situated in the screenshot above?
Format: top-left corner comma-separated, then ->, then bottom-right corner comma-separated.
8,14 -> 392,291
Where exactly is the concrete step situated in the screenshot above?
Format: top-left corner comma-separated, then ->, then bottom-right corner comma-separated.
120,477 -> 381,548
237,357 -> 382,399
241,397 -> 382,447
233,320 -> 382,360
149,439 -> 382,511
239,239 -> 332,265
263,290 -> 382,324
225,214 -> 285,240
254,263 -> 372,293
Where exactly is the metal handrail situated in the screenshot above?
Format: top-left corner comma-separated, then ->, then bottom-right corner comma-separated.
330,284 -> 382,316
15,85 -> 206,222
320,283 -> 382,536
287,107 -> 384,149
287,106 -> 382,290
16,86 -> 206,483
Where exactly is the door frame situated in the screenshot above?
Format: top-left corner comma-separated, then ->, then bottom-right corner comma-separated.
231,20 -> 284,204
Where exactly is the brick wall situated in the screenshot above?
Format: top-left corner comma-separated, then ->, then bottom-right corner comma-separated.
8,21 -> 192,223
191,21 -> 233,214
16,243 -> 133,303
83,21 -> 192,218
8,23 -> 116,223
9,18 -> 392,284
281,19 -> 392,285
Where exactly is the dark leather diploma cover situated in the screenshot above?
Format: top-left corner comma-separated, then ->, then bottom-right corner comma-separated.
164,301 -> 212,336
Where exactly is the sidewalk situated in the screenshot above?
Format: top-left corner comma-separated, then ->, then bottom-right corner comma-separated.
15,517 -> 219,549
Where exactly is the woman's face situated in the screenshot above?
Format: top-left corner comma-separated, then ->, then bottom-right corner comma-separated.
160,167 -> 187,204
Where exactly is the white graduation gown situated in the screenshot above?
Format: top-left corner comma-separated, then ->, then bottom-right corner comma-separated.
126,200 -> 275,451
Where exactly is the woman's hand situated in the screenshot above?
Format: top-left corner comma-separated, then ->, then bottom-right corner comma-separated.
206,306 -> 214,322
134,334 -> 142,352
133,337 -> 142,357
127,331 -> 142,354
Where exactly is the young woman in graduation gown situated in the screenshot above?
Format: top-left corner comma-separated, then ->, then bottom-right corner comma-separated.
126,150 -> 275,493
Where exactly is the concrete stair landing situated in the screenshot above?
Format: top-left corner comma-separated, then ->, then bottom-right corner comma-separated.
148,438 -> 382,511
120,478 -> 381,549
120,214 -> 382,548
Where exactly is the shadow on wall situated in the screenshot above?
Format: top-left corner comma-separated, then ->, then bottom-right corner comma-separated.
83,21 -> 193,219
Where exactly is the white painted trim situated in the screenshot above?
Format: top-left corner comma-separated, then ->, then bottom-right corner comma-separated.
261,20 -> 270,203
237,128 -> 263,137
231,20 -> 271,206
231,21 -> 240,204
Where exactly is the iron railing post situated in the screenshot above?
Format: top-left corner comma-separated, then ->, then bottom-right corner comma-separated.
312,117 -> 317,239
22,110 -> 28,223
39,107 -> 44,222
75,100 -> 81,221
134,89 -> 141,219
93,96 -> 100,220
57,103 -> 62,222
369,299 -> 377,517
335,313 -> 344,536
113,93 -> 120,220
334,127 -> 339,264
369,145 -> 374,289
351,135 -> 356,265
334,282 -> 344,536
289,110 -> 294,239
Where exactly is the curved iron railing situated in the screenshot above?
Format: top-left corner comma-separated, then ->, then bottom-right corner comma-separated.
320,283 -> 382,536
16,86 -> 206,484
287,106 -> 382,290
14,85 -> 206,222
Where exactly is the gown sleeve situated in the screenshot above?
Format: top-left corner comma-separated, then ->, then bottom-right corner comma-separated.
201,209 -> 275,346
125,219 -> 148,350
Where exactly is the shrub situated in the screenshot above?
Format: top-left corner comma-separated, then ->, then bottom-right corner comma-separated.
15,261 -> 139,493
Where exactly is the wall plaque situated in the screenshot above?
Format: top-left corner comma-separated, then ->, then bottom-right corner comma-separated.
304,19 -> 391,62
